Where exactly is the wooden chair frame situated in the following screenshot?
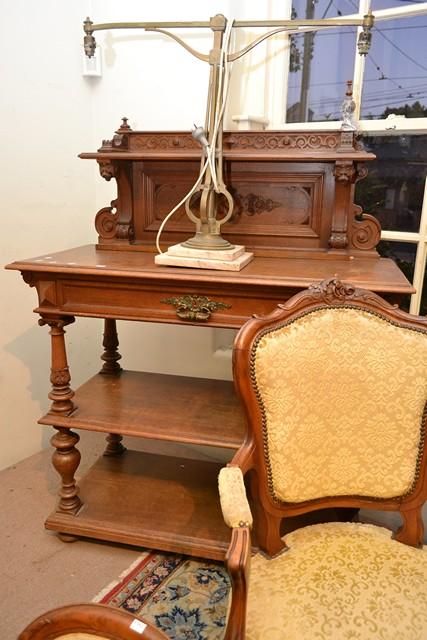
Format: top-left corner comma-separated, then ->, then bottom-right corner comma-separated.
18,603 -> 168,640
223,277 -> 427,640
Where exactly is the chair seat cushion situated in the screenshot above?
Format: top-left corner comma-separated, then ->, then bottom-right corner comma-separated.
246,522 -> 427,640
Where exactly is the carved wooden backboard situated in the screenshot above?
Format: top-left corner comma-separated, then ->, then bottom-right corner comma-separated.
80,127 -> 381,257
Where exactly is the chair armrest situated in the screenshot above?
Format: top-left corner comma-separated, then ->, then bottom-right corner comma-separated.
218,466 -> 253,529
219,467 -> 253,638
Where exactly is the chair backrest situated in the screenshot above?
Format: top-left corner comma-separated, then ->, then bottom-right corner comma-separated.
233,279 -> 427,527
18,603 -> 168,640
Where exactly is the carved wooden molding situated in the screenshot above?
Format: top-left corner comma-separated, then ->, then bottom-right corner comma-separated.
95,198 -> 134,243
98,118 -> 132,152
355,163 -> 368,183
95,200 -> 120,240
227,192 -> 282,224
349,206 -> 381,251
93,129 -> 365,155
21,272 -> 35,287
334,160 -> 368,185
98,159 -> 117,181
334,160 -> 356,184
37,281 -> 57,307
38,315 -> 75,330
130,134 -> 200,152
329,232 -> 348,249
308,278 -> 357,304
227,132 -> 339,151
38,315 -> 76,417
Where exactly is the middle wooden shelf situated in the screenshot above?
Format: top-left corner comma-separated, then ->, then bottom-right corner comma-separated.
38,370 -> 246,449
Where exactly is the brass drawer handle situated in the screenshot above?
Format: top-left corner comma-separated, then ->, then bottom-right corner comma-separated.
161,295 -> 231,322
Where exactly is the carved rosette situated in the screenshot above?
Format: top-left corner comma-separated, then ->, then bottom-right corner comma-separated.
305,277 -> 391,309
350,207 -> 381,251
309,278 -> 357,304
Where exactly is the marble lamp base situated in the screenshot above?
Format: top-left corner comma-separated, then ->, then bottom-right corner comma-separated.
155,243 -> 254,271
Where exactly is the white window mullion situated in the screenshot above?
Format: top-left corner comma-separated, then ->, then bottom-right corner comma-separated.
373,3 -> 427,22
410,177 -> 427,313
410,241 -> 427,314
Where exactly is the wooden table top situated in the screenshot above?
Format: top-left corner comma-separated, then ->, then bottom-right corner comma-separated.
6,244 -> 413,294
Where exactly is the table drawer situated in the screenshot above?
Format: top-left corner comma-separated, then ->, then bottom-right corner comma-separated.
47,278 -> 292,328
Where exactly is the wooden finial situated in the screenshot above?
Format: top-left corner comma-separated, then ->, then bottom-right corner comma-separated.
118,117 -> 131,132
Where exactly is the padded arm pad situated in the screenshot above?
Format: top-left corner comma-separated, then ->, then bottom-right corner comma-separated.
218,466 -> 253,529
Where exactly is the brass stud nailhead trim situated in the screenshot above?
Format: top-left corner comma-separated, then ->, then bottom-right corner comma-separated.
249,304 -> 427,506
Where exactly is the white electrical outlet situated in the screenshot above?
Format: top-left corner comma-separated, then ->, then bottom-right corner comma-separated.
82,45 -> 102,77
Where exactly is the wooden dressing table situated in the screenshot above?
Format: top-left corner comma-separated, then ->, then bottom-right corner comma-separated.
6,126 -> 412,560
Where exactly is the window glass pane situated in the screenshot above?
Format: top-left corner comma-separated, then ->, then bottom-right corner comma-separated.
286,0 -> 356,123
355,133 -> 427,232
377,240 -> 416,310
361,14 -> 427,119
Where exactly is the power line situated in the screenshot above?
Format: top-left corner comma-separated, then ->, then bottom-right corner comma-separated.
374,26 -> 427,73
307,88 -> 427,105
300,83 -> 427,102
367,53 -> 405,89
288,75 -> 427,89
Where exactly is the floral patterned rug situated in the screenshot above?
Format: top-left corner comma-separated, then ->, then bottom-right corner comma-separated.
94,551 -> 230,639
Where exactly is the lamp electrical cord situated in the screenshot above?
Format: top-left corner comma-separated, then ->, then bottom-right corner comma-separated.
155,17 -> 235,255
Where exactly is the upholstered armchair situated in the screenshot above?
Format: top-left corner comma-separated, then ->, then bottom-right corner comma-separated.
220,278 -> 427,640
18,603 -> 168,640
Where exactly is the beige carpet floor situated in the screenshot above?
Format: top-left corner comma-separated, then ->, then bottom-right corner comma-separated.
0,432 -> 229,640
2,431 -> 427,640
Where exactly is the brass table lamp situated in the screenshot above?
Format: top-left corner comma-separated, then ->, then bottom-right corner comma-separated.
83,12 -> 374,269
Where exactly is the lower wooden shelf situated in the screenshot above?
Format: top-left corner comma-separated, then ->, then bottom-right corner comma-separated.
45,449 -> 251,561
39,370 -> 245,449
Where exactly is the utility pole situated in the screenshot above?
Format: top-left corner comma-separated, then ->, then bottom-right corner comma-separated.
299,0 -> 316,121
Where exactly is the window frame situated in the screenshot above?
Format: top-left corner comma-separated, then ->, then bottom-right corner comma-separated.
258,0 -> 427,313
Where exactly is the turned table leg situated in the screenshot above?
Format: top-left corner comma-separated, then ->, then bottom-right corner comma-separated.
100,318 -> 122,375
100,319 -> 126,457
39,316 -> 76,415
39,315 -> 82,519
51,427 -> 82,515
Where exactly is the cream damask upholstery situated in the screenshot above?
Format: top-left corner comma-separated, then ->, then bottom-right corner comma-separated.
254,307 -> 427,503
218,466 -> 253,528
246,522 -> 427,640
221,281 -> 427,640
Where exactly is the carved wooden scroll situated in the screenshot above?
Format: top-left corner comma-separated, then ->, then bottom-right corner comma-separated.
349,205 -> 381,251
95,163 -> 134,243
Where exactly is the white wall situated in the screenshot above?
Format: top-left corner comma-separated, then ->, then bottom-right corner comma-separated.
0,0 -> 99,470
1,0 -> 270,471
